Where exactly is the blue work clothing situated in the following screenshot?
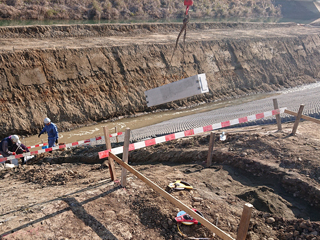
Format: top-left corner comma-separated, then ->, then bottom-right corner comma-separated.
48,138 -> 56,148
40,123 -> 59,148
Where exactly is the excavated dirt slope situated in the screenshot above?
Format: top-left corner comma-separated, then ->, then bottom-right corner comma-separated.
1,22 -> 320,138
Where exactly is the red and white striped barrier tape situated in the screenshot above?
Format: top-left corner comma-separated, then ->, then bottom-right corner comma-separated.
26,131 -> 123,150
0,131 -> 123,163
98,108 -> 286,159
0,108 -> 285,164
27,143 -> 48,149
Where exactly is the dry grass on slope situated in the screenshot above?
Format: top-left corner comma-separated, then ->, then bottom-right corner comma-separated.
0,0 -> 281,21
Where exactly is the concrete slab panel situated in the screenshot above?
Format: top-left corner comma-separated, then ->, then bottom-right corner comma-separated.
145,73 -> 209,107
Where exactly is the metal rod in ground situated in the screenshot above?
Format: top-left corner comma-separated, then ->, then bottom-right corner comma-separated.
121,128 -> 130,187
236,203 -> 253,240
206,132 -> 215,167
291,104 -> 305,135
103,127 -> 116,181
273,98 -> 282,131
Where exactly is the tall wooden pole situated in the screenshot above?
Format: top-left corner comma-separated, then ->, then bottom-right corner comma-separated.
103,127 -> 116,181
273,98 -> 282,131
121,128 -> 131,187
291,104 -> 304,135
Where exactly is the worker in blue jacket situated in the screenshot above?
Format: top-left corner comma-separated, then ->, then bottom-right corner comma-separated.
38,117 -> 59,148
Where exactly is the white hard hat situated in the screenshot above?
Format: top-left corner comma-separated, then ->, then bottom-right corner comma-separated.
220,132 -> 226,141
10,135 -> 21,144
44,117 -> 51,124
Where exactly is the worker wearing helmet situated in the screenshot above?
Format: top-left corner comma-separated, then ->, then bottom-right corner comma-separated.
0,135 -> 29,164
38,117 -> 59,148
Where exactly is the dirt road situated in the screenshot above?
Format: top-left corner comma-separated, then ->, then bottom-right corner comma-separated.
1,24 -> 320,51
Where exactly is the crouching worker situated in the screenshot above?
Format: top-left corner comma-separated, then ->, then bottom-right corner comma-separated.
0,135 -> 29,165
38,117 -> 59,149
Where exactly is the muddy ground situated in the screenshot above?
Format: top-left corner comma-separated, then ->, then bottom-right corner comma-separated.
1,120 -> 320,240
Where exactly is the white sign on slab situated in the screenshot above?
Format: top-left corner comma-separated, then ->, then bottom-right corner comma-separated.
145,73 -> 209,107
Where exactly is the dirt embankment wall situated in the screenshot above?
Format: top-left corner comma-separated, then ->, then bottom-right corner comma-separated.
1,23 -> 320,138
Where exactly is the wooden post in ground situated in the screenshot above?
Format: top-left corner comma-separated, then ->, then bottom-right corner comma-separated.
115,126 -> 119,143
273,98 -> 282,131
206,132 -> 215,167
109,152 -> 235,240
103,127 -> 116,181
121,128 -> 131,187
291,104 -> 304,135
236,203 -> 253,240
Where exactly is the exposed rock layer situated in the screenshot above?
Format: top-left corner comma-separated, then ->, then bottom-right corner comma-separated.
0,22 -> 320,138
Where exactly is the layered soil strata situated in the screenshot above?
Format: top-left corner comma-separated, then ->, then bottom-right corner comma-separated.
1,22 -> 320,138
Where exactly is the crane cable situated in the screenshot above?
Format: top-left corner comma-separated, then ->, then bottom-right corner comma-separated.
170,0 -> 194,67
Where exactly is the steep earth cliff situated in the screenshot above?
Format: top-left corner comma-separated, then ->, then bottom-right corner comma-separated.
0,22 -> 320,138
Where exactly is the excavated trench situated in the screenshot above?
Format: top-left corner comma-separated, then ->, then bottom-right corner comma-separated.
27,128 -> 320,223
1,22 -> 320,139
135,151 -> 320,221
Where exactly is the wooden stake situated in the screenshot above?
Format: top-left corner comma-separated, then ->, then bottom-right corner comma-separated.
284,109 -> 320,125
236,203 -> 253,240
206,132 -> 215,167
121,128 -> 130,187
109,152 -> 235,240
273,99 -> 282,131
115,126 -> 119,143
291,104 -> 304,135
103,127 -> 116,181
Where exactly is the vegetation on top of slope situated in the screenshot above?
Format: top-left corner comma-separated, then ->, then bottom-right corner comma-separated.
0,0 -> 281,21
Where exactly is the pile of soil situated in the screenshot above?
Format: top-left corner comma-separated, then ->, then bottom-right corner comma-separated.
1,121 -> 320,239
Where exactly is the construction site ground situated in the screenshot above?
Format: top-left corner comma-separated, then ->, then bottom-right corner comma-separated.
1,120 -> 320,240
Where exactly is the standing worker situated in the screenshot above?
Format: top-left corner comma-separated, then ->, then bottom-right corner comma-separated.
0,135 -> 29,165
38,117 -> 59,148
